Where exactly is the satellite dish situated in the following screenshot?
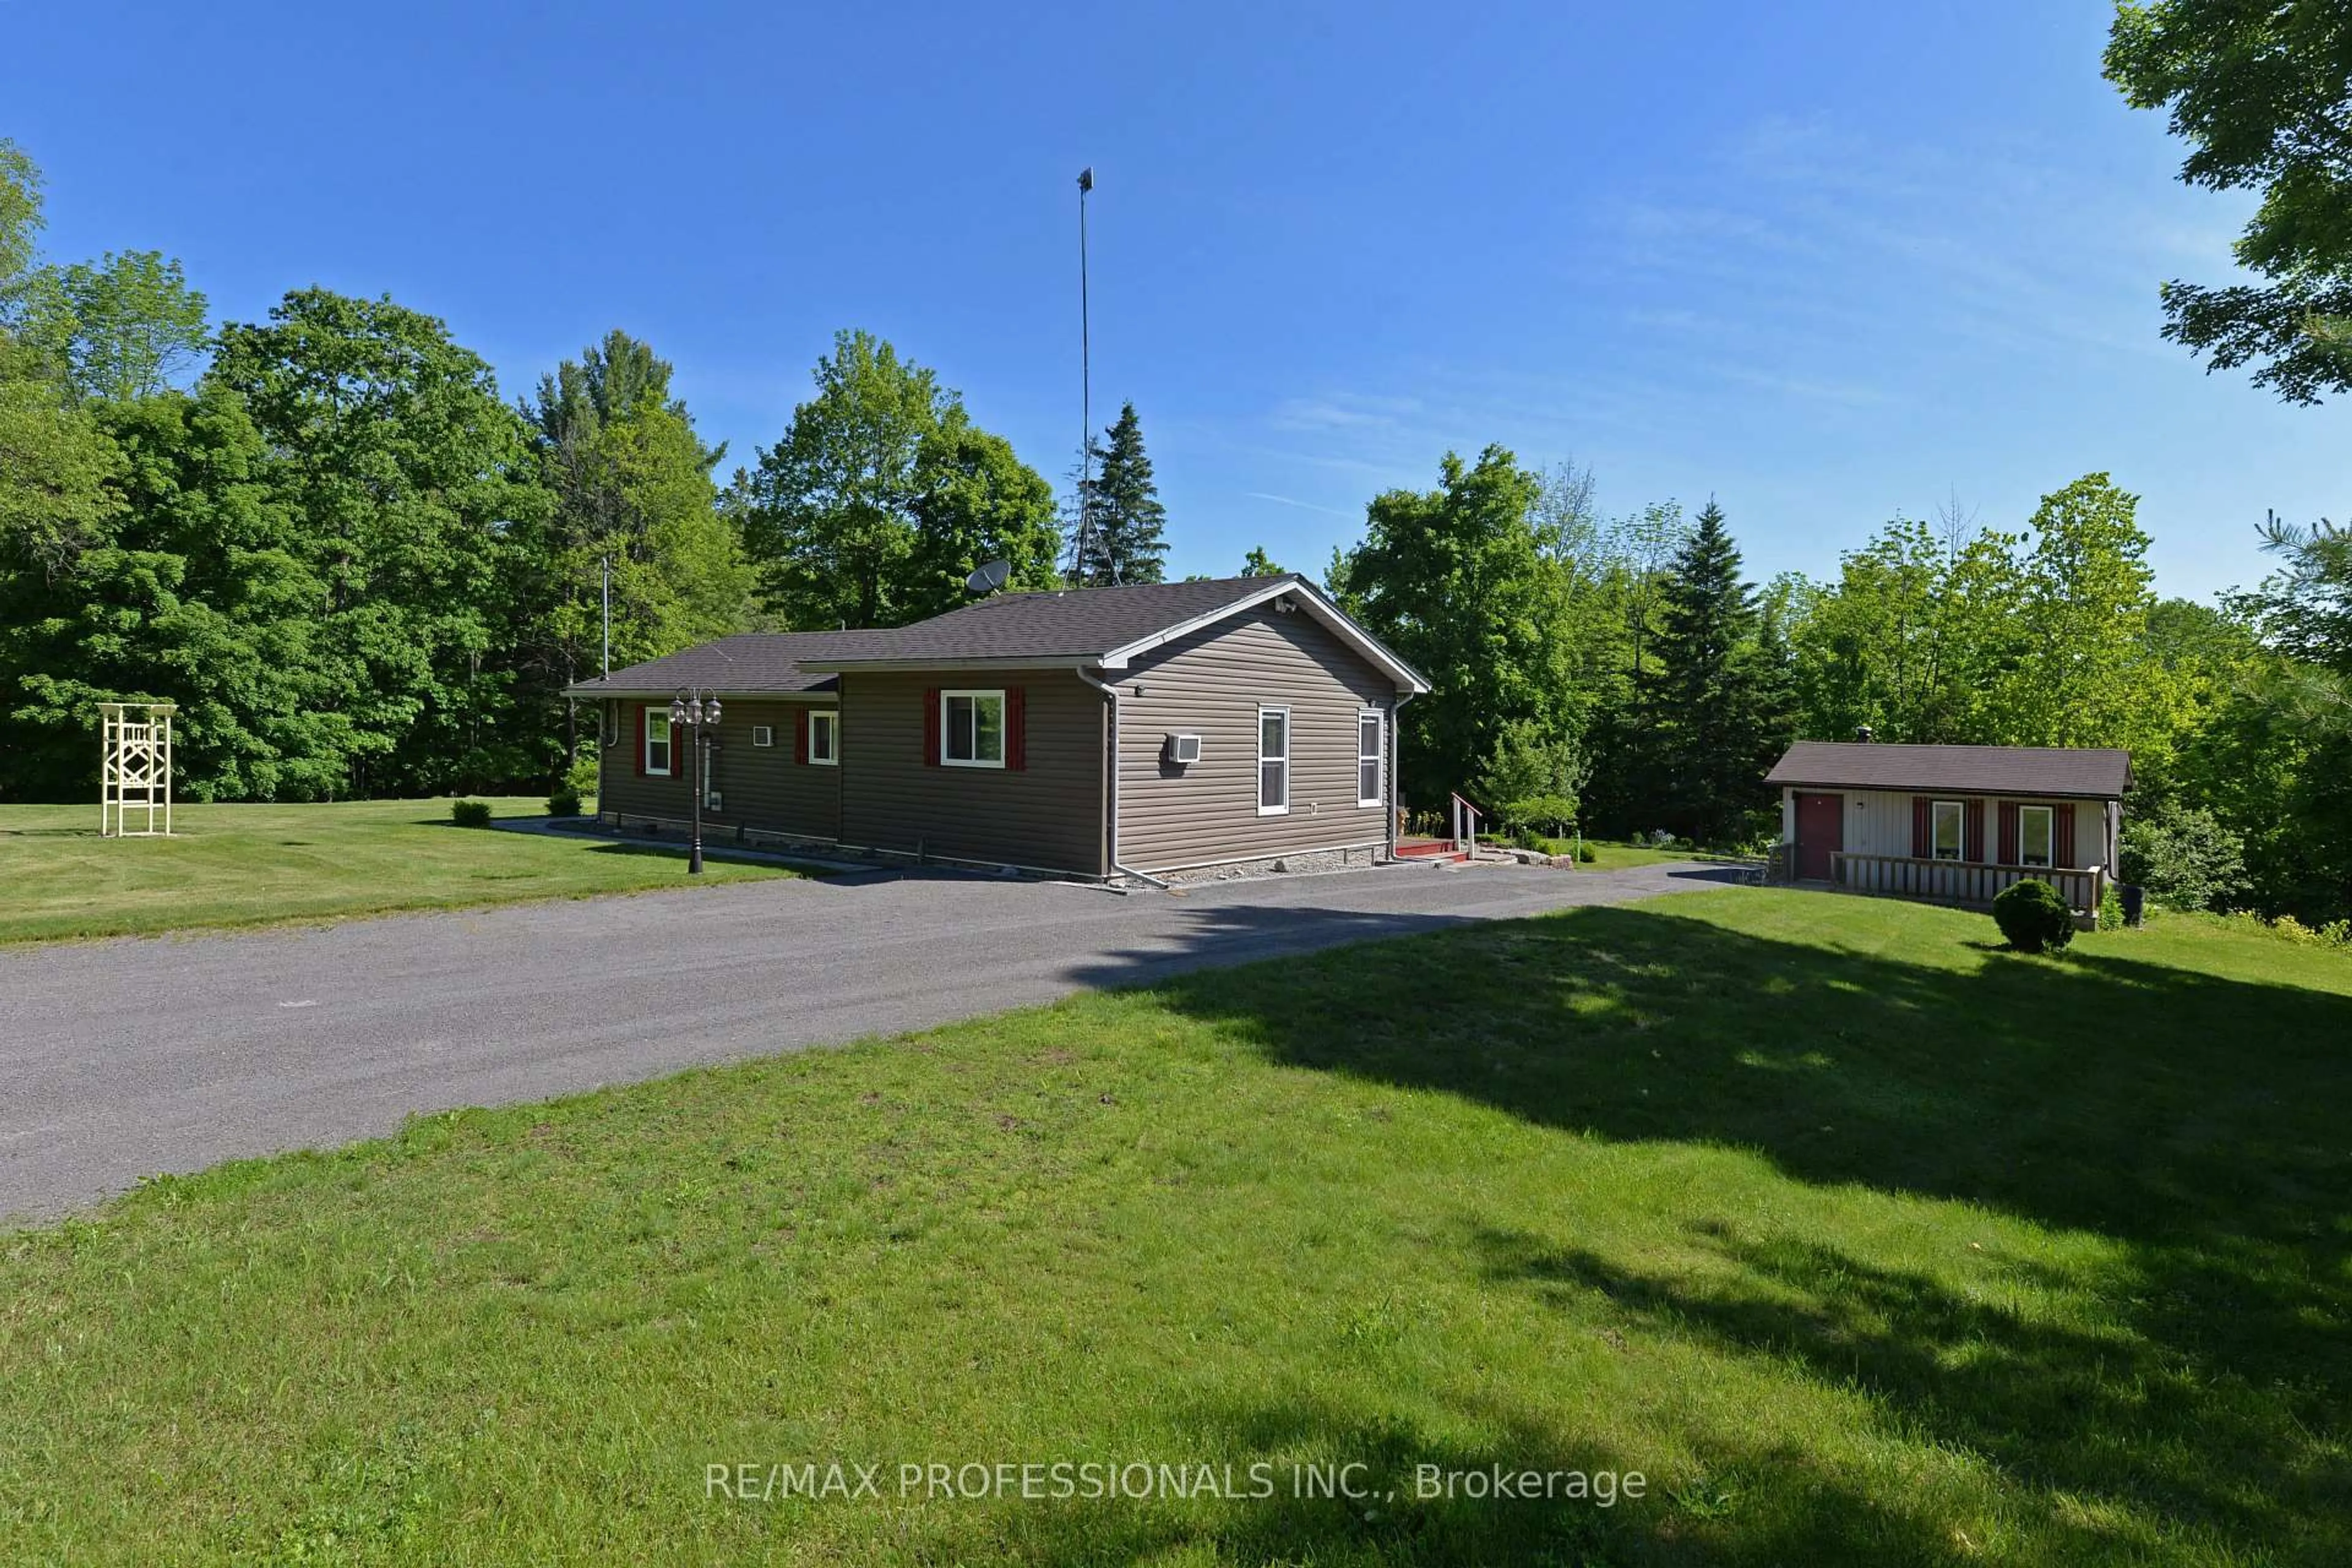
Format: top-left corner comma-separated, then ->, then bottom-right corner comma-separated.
964,559 -> 1012,596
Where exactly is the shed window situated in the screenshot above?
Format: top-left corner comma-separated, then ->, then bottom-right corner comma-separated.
1357,710 -> 1384,808
1932,799 -> 1963,861
943,691 -> 1005,768
644,709 -> 673,776
1257,706 -> 1290,815
809,709 -> 839,765
752,725 -> 774,748
2019,805 -> 2054,868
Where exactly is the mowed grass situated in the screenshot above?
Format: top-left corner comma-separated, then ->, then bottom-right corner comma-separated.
0,799 -> 794,943
1571,840 -> 1750,871
4,892 -> 2349,1564
1498,837 -> 1753,871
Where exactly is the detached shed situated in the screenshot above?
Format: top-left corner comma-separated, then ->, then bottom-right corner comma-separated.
1763,741 -> 2131,921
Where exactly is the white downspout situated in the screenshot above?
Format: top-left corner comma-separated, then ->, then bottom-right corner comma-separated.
1074,666 -> 1172,891
1388,690 -> 1417,862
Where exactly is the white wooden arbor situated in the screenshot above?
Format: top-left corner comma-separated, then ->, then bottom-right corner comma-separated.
99,702 -> 175,837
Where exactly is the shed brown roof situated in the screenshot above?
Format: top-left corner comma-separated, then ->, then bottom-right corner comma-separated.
1765,741 -> 2131,799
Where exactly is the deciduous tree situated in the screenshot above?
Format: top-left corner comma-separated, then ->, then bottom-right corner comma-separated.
739,330 -> 959,628
2105,1 -> 2352,401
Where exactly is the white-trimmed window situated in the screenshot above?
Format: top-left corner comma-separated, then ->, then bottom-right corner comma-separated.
943,690 -> 1005,768
1932,799 -> 1963,861
1357,709 -> 1384,808
644,708 -> 673,776
2019,804 -> 2054,868
1257,705 -> 1290,815
809,709 -> 839,766
752,724 -> 774,748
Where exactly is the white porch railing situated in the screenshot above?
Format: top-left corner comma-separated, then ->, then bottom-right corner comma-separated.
1829,851 -> 2105,920
1450,792 -> 1483,856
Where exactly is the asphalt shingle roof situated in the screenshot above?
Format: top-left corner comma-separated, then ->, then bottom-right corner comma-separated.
560,631 -> 879,696
1765,741 -> 2132,799
564,576 -> 1325,697
808,575 -> 1292,665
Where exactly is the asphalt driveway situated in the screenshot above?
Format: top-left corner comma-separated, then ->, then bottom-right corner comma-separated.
0,859 -> 1741,1221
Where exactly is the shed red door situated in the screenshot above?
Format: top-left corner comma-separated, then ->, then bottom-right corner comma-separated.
1795,793 -> 1843,881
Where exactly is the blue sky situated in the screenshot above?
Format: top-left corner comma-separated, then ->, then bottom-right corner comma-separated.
5,2 -> 2330,600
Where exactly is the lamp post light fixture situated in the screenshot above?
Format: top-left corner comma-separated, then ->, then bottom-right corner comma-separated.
668,688 -> 722,873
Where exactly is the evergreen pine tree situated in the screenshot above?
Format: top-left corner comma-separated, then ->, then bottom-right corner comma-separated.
1646,499 -> 1766,843
1067,401 -> 1167,585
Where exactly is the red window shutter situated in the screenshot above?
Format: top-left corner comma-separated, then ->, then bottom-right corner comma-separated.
1997,801 -> 2019,865
1912,796 -> 1931,859
1964,799 -> 1985,863
794,708 -> 809,764
2054,804 -> 2076,868
923,688 -> 941,766
1006,685 -> 1027,771
635,704 -> 647,777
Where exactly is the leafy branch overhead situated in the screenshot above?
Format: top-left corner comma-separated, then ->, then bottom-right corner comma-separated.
2106,1 -> 2352,401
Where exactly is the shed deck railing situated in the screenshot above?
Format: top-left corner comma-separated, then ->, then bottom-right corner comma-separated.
1827,851 -> 2105,921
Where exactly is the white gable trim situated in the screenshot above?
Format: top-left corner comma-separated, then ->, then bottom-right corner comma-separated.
1099,579 -> 1430,692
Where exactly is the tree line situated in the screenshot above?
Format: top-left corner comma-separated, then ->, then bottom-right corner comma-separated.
1332,443 -> 2348,924
0,142 -> 1187,804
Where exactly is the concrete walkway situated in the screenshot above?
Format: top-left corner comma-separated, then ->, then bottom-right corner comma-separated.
0,859 -> 1743,1222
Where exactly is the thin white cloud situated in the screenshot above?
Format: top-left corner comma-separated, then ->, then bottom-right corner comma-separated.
1244,491 -> 1359,519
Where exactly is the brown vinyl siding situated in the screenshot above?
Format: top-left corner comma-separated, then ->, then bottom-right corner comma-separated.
597,697 -> 841,841
1115,607 -> 1395,872
837,671 -> 1106,876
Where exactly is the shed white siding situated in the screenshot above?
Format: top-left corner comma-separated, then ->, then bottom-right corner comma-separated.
1783,788 -> 2113,868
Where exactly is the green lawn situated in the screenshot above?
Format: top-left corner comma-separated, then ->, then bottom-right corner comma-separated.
0,798 -> 795,943
1571,839 -> 1751,871
4,891 -> 2348,1564
1494,835 -> 1754,870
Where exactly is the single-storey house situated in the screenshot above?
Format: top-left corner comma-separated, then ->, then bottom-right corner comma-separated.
1763,739 -> 2131,921
562,574 -> 1429,884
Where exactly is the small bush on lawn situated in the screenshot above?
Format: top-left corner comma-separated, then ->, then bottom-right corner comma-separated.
1993,878 -> 2074,953
1577,842 -> 1597,863
546,789 -> 582,818
564,751 -> 599,802
451,799 -> 493,828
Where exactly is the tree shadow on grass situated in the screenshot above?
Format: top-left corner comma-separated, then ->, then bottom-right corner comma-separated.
1074,898 -> 2352,1562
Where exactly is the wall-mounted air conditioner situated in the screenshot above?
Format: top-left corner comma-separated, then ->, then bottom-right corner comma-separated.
1164,733 -> 1203,765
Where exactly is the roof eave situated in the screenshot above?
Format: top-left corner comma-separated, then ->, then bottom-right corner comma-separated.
798,655 -> 1114,674
559,682 -> 838,701
1766,776 -> 2127,801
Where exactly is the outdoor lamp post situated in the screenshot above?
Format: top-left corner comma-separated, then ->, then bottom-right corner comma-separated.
669,688 -> 722,873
